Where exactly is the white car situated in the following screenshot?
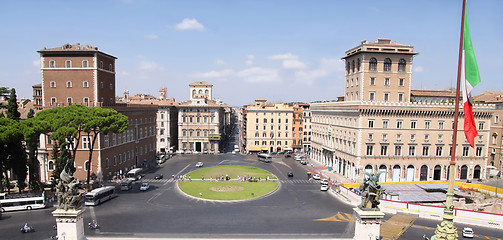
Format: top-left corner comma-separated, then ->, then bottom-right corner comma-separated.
313,174 -> 321,180
140,183 -> 150,191
320,179 -> 329,185
320,185 -> 329,191
462,227 -> 474,238
195,162 -> 204,167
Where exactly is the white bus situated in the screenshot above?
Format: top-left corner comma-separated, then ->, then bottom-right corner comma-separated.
120,179 -> 133,191
84,186 -> 117,206
0,192 -> 46,212
126,168 -> 143,181
258,153 -> 272,163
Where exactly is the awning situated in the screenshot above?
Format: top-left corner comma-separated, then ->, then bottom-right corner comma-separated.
261,147 -> 269,151
249,147 -> 261,151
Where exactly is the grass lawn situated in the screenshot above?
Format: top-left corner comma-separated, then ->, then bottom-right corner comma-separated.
187,165 -> 277,180
178,181 -> 279,200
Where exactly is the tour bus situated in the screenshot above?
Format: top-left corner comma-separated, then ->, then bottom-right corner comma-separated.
126,168 -> 143,181
0,192 -> 46,212
258,153 -> 272,163
120,179 -> 133,191
85,186 -> 117,206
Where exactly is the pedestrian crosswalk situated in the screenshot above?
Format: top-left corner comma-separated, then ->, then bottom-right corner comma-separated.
140,178 -> 321,184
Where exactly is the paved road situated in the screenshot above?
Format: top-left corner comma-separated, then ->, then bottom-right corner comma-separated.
1,153 -> 502,239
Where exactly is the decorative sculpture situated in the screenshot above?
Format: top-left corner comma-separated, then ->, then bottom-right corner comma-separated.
358,171 -> 385,211
56,160 -> 82,211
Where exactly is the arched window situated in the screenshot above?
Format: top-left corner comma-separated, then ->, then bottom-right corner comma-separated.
398,59 -> 406,72
192,89 -> 196,97
351,60 -> 355,73
346,61 -> 350,74
384,58 -> 392,72
198,89 -> 202,94
205,90 -> 209,96
357,58 -> 361,71
369,58 -> 377,71
48,160 -> 54,170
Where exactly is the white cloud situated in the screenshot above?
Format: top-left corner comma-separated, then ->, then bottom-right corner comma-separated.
245,55 -> 255,66
32,59 -> 40,68
414,66 -> 424,73
146,34 -> 159,40
268,53 -> 307,69
294,58 -> 343,84
193,69 -> 234,78
237,67 -> 279,83
215,59 -> 227,66
268,53 -> 298,60
138,60 -> 164,71
175,18 -> 205,31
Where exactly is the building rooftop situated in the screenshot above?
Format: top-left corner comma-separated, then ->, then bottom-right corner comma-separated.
38,43 -> 117,59
189,81 -> 213,87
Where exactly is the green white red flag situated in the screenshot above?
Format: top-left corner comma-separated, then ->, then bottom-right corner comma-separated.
461,5 -> 481,148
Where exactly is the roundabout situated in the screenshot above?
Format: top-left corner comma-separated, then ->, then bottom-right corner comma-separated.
177,165 -> 279,201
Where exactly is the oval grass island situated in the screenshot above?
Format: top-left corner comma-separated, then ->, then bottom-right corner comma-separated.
178,165 -> 279,201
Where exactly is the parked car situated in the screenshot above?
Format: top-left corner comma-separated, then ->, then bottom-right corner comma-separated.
140,183 -> 150,191
313,174 -> 321,180
154,174 -> 163,179
195,162 -> 204,167
300,160 -> 307,165
320,179 -> 329,185
462,227 -> 474,238
287,171 -> 294,177
320,185 -> 329,191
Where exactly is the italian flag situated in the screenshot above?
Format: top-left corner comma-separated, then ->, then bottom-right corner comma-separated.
461,6 -> 481,148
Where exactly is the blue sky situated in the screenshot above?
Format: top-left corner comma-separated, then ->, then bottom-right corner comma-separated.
1,0 -> 502,106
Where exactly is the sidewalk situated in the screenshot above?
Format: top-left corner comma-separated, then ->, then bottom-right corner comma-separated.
305,155 -> 354,185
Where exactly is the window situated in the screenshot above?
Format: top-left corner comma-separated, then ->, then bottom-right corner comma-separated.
83,97 -> 89,103
397,134 -> 402,141
384,58 -> 392,72
411,134 -> 415,141
65,60 -> 72,68
83,60 -> 88,68
368,120 -> 374,128
369,58 -> 377,71
422,146 -> 429,156
463,146 -> 469,156
478,121 -> 484,130
439,121 -> 444,129
399,78 -> 404,86
395,145 -> 401,156
368,133 -> 373,140
436,146 -> 443,156
83,81 -> 89,88
425,121 -> 431,129
384,92 -> 389,102
49,60 -> 55,68
493,135 -> 498,145
67,97 -> 72,104
496,115 -> 500,123
369,92 -> 375,101
380,145 -> 388,155
100,61 -> 103,69
384,78 -> 390,86
66,81 -> 72,88
109,64 -> 113,71
398,93 -> 404,102
411,121 -> 417,129
382,120 -> 388,128
398,59 -> 406,72
366,145 -> 374,155
425,134 -> 429,141
370,77 -> 375,85
397,120 -> 403,129
409,146 -> 416,156
50,81 -> 56,88
438,134 -> 443,142
357,58 -> 361,71
476,147 -> 482,156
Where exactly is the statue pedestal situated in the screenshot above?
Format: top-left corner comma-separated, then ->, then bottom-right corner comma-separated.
353,208 -> 385,240
52,208 -> 86,240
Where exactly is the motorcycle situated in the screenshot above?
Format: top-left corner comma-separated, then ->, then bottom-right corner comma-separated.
88,221 -> 100,230
20,225 -> 35,233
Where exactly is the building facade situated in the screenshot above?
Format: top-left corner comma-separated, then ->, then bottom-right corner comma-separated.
310,39 -> 494,182
299,104 -> 312,153
36,43 -> 156,183
292,106 -> 303,151
244,99 -> 294,153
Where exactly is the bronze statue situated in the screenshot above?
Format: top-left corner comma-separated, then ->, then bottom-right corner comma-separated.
358,171 -> 385,211
56,160 -> 82,211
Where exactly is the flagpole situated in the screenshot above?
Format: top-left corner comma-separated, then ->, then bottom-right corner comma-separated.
431,0 -> 466,239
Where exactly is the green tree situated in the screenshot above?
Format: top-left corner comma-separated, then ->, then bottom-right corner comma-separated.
82,107 -> 128,186
0,118 -> 24,193
6,88 -> 20,121
22,110 -> 44,190
0,87 -> 9,109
